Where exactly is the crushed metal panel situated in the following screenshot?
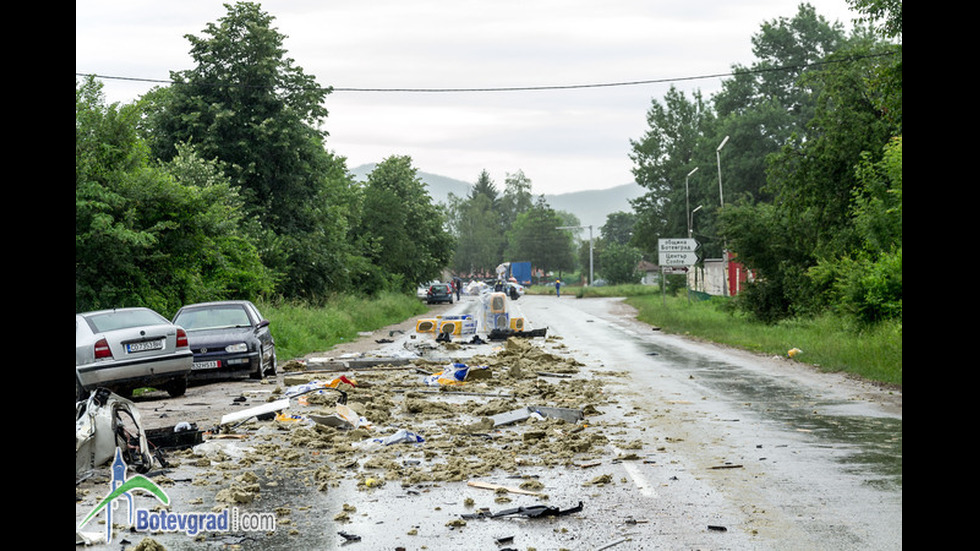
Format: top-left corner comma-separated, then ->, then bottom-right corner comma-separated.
219,398 -> 291,426
75,388 -> 153,478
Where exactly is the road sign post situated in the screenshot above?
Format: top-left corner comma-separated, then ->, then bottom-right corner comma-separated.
658,238 -> 700,254
658,238 -> 701,305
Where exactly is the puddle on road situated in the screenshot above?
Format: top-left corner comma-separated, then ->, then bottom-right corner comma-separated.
639,342 -> 902,491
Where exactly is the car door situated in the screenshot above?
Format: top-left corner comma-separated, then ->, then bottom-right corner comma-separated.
245,302 -> 275,362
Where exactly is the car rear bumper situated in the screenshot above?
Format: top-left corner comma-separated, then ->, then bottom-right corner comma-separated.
77,352 -> 193,390
187,351 -> 260,378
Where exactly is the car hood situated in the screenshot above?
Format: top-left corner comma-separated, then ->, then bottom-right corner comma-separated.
184,327 -> 255,346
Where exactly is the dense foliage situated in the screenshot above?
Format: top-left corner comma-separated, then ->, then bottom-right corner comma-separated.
354,155 -> 455,292
76,79 -> 274,315
76,2 -> 453,311
446,170 -> 578,278
627,1 -> 901,326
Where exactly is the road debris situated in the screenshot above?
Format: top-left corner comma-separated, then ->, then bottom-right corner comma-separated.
460,501 -> 583,520
422,362 -> 489,386
76,388 -> 154,478
466,480 -> 545,497
218,398 -> 292,427
337,530 -> 361,542
78,331 -> 640,548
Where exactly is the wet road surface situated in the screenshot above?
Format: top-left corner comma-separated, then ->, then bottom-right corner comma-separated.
76,294 -> 901,550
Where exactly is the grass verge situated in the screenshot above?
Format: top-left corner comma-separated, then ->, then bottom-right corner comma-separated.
257,292 -> 428,363
529,282 -> 900,387
624,291 -> 902,387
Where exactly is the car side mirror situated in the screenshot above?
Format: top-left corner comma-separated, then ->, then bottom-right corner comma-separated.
257,320 -> 270,329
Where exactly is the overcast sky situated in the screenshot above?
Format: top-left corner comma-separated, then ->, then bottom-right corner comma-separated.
76,0 -> 859,195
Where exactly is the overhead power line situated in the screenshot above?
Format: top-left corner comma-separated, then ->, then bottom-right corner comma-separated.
75,51 -> 896,95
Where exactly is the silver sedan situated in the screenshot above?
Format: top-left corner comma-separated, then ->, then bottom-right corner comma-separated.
75,307 -> 193,400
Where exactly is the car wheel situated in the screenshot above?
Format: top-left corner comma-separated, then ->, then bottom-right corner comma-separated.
264,350 -> 277,377
165,376 -> 188,398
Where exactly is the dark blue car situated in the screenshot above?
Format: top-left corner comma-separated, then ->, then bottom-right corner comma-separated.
172,300 -> 277,381
426,283 -> 454,304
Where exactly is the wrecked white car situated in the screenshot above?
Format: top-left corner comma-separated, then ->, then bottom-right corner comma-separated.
75,388 -> 154,479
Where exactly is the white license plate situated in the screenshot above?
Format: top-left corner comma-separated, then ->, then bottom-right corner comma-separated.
126,339 -> 164,353
193,360 -> 221,370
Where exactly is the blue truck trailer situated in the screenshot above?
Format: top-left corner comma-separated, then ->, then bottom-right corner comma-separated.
509,261 -> 532,286
495,261 -> 533,286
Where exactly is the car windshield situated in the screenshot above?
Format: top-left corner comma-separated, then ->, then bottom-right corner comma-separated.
85,309 -> 167,333
175,306 -> 251,331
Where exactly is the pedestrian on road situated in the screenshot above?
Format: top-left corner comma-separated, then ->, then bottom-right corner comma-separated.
453,276 -> 462,301
555,279 -> 562,298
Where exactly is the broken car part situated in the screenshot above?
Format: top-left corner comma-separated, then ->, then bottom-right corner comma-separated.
219,386 -> 348,427
487,328 -> 548,340
76,388 -> 154,478
461,501 -> 584,520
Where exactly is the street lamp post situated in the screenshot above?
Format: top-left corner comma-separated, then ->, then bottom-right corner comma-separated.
685,167 -> 699,238
716,135 -> 729,208
716,135 -> 730,296
557,225 -> 593,286
690,205 -> 703,238
687,204 -> 703,304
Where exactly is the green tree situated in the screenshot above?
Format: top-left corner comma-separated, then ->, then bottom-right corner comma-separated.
447,170 -> 506,275
138,2 -> 359,299
808,136 -> 902,325
471,169 -> 501,206
629,86 -> 717,256
146,2 -> 331,222
76,77 -> 272,314
712,3 -> 848,205
505,198 -> 575,275
847,0 -> 902,39
721,36 -> 900,321
450,193 -> 506,275
356,156 -> 454,292
600,242 -> 644,285
499,170 -> 535,230
601,211 -> 637,246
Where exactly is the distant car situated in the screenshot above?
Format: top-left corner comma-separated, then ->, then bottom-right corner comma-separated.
426,283 -> 454,304
172,300 -> 277,381
76,307 -> 193,401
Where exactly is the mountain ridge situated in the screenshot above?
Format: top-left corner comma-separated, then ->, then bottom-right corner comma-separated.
350,163 -> 643,232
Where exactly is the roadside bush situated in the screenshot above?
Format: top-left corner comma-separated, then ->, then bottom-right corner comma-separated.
833,248 -> 903,326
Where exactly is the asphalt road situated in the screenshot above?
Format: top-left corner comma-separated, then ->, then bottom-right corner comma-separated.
75,293 -> 901,550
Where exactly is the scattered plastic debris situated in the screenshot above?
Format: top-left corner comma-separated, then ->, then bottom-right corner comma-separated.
423,362 -> 489,386
356,428 -> 425,450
